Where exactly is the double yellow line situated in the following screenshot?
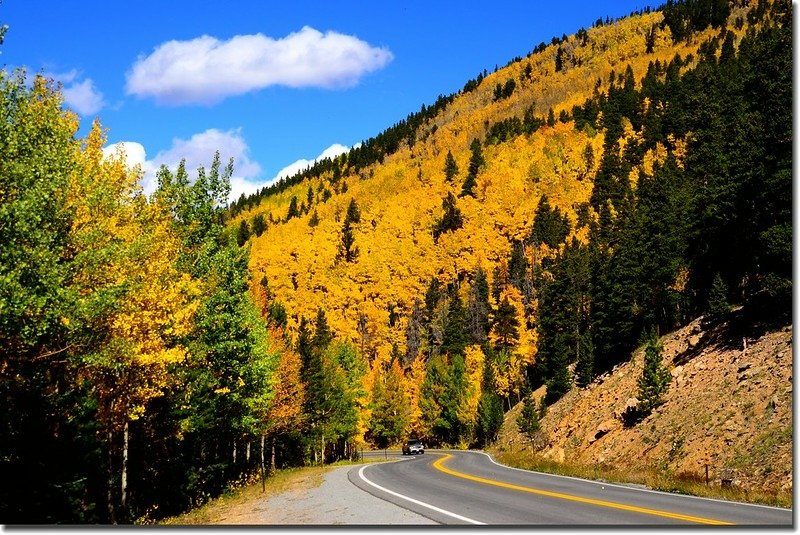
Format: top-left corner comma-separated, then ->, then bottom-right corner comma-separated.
432,454 -> 733,525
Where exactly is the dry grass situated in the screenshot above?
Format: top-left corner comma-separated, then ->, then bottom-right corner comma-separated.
491,449 -> 792,509
155,458 -> 385,525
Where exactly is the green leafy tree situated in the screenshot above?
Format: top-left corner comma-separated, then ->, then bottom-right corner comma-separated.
507,241 -> 528,292
475,355 -> 504,446
706,273 -> 729,323
531,194 -> 571,247
404,298 -> 424,364
0,72 -> 93,523
296,317 -> 313,380
419,354 -> 468,446
368,361 -> 410,449
476,390 -> 503,446
441,287 -> 469,357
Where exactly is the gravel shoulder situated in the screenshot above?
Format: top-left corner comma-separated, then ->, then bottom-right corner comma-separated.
210,463 -> 435,525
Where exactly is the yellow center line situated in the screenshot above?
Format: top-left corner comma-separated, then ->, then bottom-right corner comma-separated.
431,454 -> 733,526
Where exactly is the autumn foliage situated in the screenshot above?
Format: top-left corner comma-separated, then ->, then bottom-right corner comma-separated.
1,0 -> 791,524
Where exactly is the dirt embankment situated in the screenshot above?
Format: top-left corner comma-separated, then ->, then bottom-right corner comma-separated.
495,313 -> 792,499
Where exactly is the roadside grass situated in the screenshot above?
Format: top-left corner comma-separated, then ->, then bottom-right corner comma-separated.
155,456 -> 387,525
491,449 -> 792,509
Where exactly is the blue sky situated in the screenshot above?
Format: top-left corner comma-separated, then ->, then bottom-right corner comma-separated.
1,1 -> 656,201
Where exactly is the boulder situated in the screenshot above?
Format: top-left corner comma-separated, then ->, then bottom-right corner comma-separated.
615,397 -> 639,420
589,419 -> 617,444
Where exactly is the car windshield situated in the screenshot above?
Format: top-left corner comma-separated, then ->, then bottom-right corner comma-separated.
408,440 -> 421,446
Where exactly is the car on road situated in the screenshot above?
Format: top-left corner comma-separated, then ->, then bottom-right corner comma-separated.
402,439 -> 424,455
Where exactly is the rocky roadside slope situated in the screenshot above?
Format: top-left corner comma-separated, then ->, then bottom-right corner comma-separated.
493,312 -> 792,501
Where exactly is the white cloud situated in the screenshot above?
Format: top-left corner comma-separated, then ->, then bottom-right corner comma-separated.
104,128 -> 261,198
62,78 -> 105,116
273,143 -> 349,183
125,26 -> 393,105
104,132 -> 349,204
230,142 -> 349,202
48,70 -> 105,115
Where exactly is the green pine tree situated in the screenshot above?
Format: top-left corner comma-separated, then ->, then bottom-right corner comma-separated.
286,196 -> 299,220
492,296 -> 520,352
251,213 -> 266,237
444,150 -> 459,182
312,308 -> 334,353
636,330 -> 670,415
460,138 -> 484,198
308,209 -> 320,227
433,192 -> 464,242
517,394 -> 542,449
467,266 -> 491,346
236,219 -> 251,246
706,273 -> 729,323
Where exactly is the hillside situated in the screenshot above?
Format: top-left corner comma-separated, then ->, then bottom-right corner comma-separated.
235,0 -> 790,452
239,1 -> 765,352
492,312 -> 792,504
243,7 -> 696,349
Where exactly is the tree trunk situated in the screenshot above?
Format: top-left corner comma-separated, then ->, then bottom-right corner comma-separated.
107,429 -> 115,524
321,435 -> 325,465
246,441 -> 251,464
121,421 -> 129,516
233,439 -> 237,465
270,436 -> 276,474
260,434 -> 266,493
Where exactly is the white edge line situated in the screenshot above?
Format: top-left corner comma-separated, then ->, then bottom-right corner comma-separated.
357,464 -> 485,525
473,450 -> 792,512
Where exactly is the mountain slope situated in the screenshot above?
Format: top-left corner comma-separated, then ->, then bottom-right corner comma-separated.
244,7 -> 716,350
493,313 -> 792,503
234,0 -> 791,463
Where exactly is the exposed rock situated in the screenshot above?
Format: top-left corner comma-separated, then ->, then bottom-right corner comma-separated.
615,397 -> 639,421
589,419 -> 616,444
545,447 -> 565,463
491,320 -> 793,502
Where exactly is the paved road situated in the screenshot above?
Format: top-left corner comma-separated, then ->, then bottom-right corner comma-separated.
350,450 -> 793,526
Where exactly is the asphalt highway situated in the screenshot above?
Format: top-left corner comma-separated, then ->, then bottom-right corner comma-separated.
350,450 -> 792,526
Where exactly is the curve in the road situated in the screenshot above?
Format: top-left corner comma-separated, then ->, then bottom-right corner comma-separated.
432,453 -> 731,525
357,463 -> 485,525
352,450 -> 793,526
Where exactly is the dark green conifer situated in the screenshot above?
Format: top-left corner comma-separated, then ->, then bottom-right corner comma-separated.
444,150 -> 459,182
492,296 -> 520,352
433,192 -> 464,242
312,308 -> 334,353
286,196 -> 299,220
460,139 -> 484,198
636,330 -> 670,414
251,213 -> 266,237
236,219 -> 251,246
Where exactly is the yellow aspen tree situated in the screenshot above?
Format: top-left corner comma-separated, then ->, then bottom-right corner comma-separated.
69,123 -> 200,518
